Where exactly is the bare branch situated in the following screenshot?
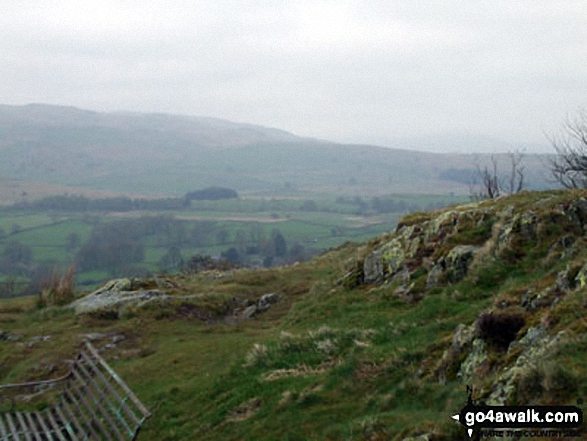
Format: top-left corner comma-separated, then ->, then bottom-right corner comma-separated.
470,151 -> 525,200
549,108 -> 587,188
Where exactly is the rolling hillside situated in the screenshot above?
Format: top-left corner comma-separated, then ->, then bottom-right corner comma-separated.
0,104 -> 553,197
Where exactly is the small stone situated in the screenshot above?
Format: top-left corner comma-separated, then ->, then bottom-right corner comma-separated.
0,331 -> 21,341
79,332 -> 107,341
241,305 -> 258,320
258,293 -> 279,309
112,335 -> 125,344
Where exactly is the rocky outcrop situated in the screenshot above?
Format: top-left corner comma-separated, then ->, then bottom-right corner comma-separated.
427,245 -> 480,286
70,280 -> 166,315
362,206 -> 492,288
70,279 -> 282,324
234,293 -> 281,321
457,339 -> 488,384
487,327 -> 566,405
363,237 -> 409,283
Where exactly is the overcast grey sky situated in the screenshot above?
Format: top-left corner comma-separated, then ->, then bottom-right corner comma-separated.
2,0 -> 586,152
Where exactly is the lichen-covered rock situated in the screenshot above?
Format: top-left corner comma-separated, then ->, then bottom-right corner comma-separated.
423,210 -> 459,243
98,278 -> 135,292
380,239 -> 406,275
494,217 -> 516,255
363,238 -> 408,283
452,323 -> 476,349
427,245 -> 480,287
406,235 -> 421,260
445,245 -> 480,282
494,210 -> 537,256
518,211 -> 537,239
363,249 -> 385,283
0,330 -> 21,341
545,237 -> 576,264
434,323 -> 476,382
487,327 -> 565,405
241,305 -> 258,320
574,263 -> 587,290
520,287 -> 557,311
258,293 -> 279,309
426,264 -> 444,287
554,265 -> 578,294
457,338 -> 488,384
71,288 -> 165,315
565,197 -> 587,230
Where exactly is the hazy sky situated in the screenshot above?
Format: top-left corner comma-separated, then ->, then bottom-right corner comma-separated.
2,1 -> 586,152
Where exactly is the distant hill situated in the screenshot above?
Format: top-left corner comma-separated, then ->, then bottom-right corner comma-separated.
0,104 -> 554,196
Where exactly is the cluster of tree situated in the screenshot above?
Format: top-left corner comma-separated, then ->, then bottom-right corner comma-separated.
1,240 -> 33,275
220,227 -> 287,264
335,195 -> 422,215
216,227 -> 307,268
4,186 -> 239,213
75,220 -> 146,276
158,246 -> 185,273
73,216 -> 229,275
299,200 -> 319,211
183,254 -> 238,273
0,243 -> 71,297
8,195 -> 188,212
184,186 -> 238,201
156,226 -> 308,272
66,214 -> 309,274
0,276 -> 29,298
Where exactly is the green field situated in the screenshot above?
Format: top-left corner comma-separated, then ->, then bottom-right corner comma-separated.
0,192 -> 466,293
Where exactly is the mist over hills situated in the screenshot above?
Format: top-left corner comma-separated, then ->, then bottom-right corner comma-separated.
0,104 -> 553,196
361,132 -> 552,154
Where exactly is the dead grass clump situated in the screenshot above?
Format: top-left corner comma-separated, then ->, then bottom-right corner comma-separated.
37,265 -> 76,307
517,362 -> 578,403
261,360 -> 339,381
225,398 -> 262,423
243,343 -> 268,368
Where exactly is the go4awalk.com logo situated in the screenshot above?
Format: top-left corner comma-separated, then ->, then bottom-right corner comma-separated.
451,387 -> 583,438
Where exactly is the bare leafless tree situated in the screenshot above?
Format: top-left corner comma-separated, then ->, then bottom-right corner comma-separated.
470,150 -> 526,200
507,149 -> 525,194
549,109 -> 587,188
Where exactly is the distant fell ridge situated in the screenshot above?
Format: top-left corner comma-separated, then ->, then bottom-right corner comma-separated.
0,103 -> 553,195
0,103 -> 301,147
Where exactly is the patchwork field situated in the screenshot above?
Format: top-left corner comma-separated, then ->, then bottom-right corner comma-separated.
0,191 -> 467,293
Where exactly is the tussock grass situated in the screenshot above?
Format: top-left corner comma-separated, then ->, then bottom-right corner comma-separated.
37,265 -> 76,307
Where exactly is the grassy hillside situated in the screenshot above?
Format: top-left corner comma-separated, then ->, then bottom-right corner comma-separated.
2,190 -> 586,440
